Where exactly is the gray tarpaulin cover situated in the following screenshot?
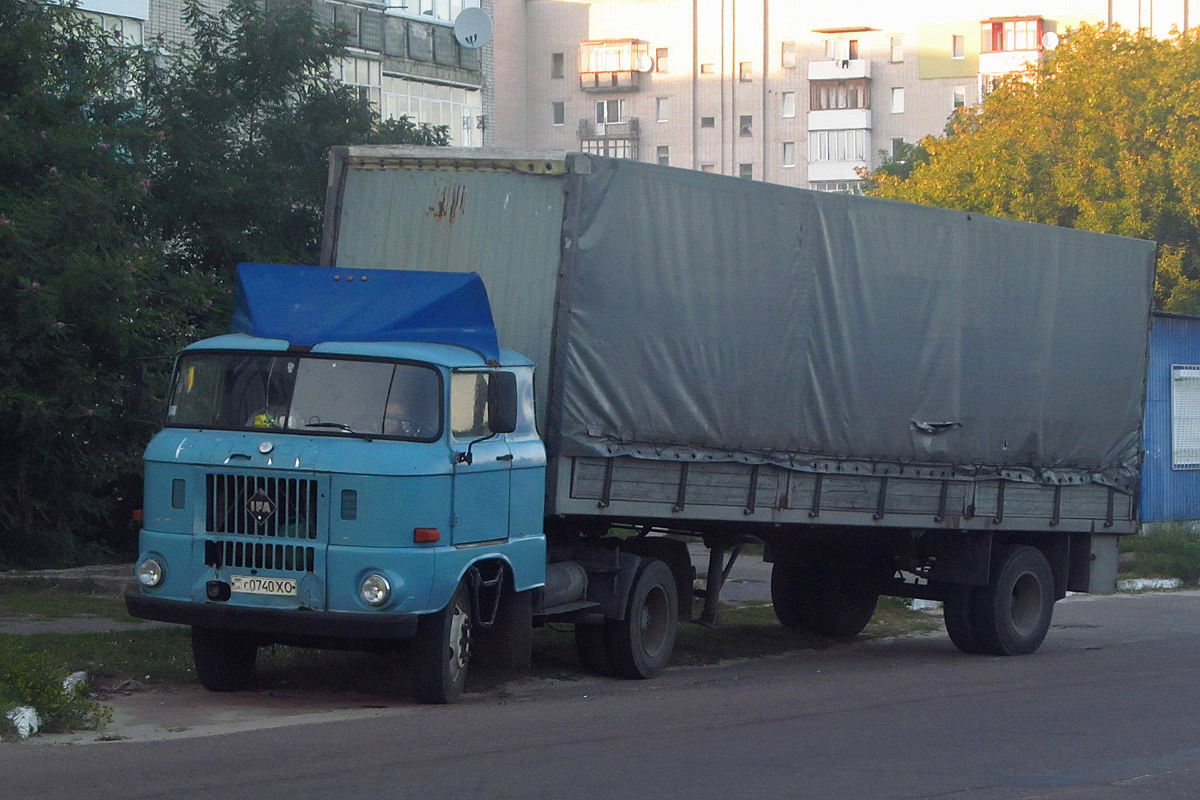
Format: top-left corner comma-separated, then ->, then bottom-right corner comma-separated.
327,149 -> 1156,491
550,158 -> 1155,490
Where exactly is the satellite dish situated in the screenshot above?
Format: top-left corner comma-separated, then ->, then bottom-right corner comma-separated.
636,54 -> 654,73
454,7 -> 493,49
1041,31 -> 1059,50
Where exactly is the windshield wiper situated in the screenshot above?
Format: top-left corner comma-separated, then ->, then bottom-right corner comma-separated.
304,422 -> 374,442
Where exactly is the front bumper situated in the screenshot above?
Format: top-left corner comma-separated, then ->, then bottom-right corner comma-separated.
125,593 -> 419,641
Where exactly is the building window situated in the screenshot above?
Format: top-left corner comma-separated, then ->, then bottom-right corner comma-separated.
810,180 -> 863,193
782,41 -> 797,68
700,62 -> 715,74
404,0 -> 479,24
809,129 -> 869,162
952,34 -> 965,59
782,91 -> 796,118
595,98 -> 625,123
953,85 -> 966,108
891,36 -> 904,62
782,141 -> 796,167
655,47 -> 668,72
701,164 -> 716,172
982,17 -> 1043,52
81,12 -> 143,46
739,115 -> 752,136
739,61 -> 753,82
552,101 -> 565,125
700,116 -> 715,128
382,75 -> 482,148
337,56 -> 382,110
738,163 -> 753,179
891,87 -> 905,114
656,97 -> 669,122
891,138 -> 905,158
810,79 -> 870,111
1173,365 -> 1200,468
657,145 -> 670,166
551,52 -> 564,79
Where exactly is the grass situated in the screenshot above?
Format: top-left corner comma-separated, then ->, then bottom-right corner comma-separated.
0,583 -> 942,708
0,581 -> 137,621
1120,524 -> 1200,584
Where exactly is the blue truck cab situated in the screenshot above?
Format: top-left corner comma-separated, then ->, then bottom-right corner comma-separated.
126,264 -> 550,702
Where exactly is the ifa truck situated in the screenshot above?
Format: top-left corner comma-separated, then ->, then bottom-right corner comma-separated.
127,147 -> 1156,702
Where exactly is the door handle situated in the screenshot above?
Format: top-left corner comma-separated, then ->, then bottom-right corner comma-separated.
496,453 -> 514,462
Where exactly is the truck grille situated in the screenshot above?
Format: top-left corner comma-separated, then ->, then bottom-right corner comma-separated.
204,473 -> 319,539
204,539 -> 316,573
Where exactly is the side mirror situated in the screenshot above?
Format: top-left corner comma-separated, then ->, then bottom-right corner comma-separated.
488,371 -> 518,434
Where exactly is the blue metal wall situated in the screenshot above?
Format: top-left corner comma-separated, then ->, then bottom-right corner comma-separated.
1141,312 -> 1200,522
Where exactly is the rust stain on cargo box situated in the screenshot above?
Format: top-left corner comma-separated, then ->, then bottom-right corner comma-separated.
428,184 -> 467,223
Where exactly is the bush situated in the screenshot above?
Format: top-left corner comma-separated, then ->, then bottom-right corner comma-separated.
0,647 -> 111,738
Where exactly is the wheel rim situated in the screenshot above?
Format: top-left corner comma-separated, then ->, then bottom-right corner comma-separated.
1008,572 -> 1044,637
639,584 -> 670,657
447,596 -> 472,682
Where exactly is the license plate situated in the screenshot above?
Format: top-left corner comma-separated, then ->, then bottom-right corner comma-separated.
230,575 -> 298,596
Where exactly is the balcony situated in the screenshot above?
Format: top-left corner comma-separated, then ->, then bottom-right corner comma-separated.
579,39 -> 650,93
808,58 -> 871,81
808,109 -> 872,131
579,70 -> 643,92
577,118 -> 640,159
978,49 -> 1041,76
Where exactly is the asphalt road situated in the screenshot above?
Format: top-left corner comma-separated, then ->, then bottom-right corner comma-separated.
6,591 -> 1200,800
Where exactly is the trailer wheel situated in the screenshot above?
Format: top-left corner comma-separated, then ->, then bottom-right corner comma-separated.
770,558 -> 878,641
606,559 -> 679,679
411,580 -> 473,703
940,584 -> 985,654
191,627 -> 257,692
971,545 -> 1055,656
770,559 -> 810,629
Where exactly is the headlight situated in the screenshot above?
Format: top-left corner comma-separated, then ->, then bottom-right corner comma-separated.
359,573 -> 391,607
137,558 -> 164,588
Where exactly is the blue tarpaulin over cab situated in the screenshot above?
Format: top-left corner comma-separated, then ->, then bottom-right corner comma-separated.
232,263 -> 500,362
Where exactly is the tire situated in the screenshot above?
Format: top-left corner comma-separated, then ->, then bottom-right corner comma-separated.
474,589 -> 533,670
191,626 -> 257,692
941,584 -> 986,654
411,581 -> 473,704
770,557 -> 878,641
606,559 -> 679,679
771,559 -> 811,629
574,622 -> 614,676
971,545 -> 1056,656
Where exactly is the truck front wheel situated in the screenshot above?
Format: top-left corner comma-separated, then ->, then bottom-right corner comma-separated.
191,626 -> 257,691
412,581 -> 473,703
606,559 -> 678,679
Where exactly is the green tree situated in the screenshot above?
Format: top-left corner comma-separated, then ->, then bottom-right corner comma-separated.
141,0 -> 450,280
867,24 -> 1200,313
0,0 -> 215,566
0,0 -> 449,567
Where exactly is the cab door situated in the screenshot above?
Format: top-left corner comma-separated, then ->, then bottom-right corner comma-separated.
449,372 -> 512,545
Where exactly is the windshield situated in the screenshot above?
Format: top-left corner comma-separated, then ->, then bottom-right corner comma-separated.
166,352 -> 443,440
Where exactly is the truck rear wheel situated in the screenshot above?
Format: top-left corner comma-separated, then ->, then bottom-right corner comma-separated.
770,558 -> 878,641
606,559 -> 678,679
191,626 -> 257,692
971,545 -> 1055,656
941,584 -> 985,654
411,581 -> 473,704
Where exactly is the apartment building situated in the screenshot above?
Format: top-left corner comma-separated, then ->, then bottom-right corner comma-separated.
74,0 -> 495,147
493,0 -> 1192,190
